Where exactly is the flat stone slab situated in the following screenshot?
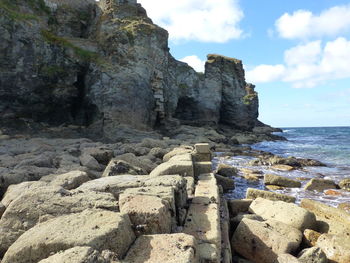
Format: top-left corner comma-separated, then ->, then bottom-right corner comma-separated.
2,209 -> 135,263
184,203 -> 221,257
249,198 -> 316,231
195,143 -> 210,154
246,188 -> 296,203
150,157 -> 194,178
120,195 -> 171,235
231,218 -> 302,263
124,234 -> 198,263
192,173 -> 219,205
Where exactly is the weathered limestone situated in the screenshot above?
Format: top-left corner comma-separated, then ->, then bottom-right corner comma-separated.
304,178 -> 337,192
317,234 -> 350,263
303,229 -> 321,247
0,202 -> 5,218
194,161 -> 212,177
119,195 -> 171,235
150,153 -> 194,177
231,218 -> 302,263
163,147 -> 193,162
297,247 -> 328,263
216,163 -> 238,177
264,174 -> 301,188
300,199 -> 350,236
192,173 -> 220,205
2,210 -> 135,263
39,170 -> 90,190
271,164 -> 295,171
227,199 -> 252,217
195,143 -> 210,154
215,174 -> 235,191
249,198 -> 316,231
123,234 -> 198,263
102,159 -> 145,176
246,188 -> 296,203
0,186 -> 118,255
339,178 -> 350,191
79,154 -> 103,171
38,246 -> 110,263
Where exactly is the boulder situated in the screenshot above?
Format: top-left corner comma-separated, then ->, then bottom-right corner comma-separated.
2,210 -> 135,263
38,246 -> 110,263
297,247 -> 328,263
1,181 -> 47,207
102,159 -> 145,176
124,234 -> 198,263
339,178 -> 350,191
231,218 -> 302,263
216,163 -> 238,177
215,174 -> 235,192
300,199 -> 350,236
317,234 -> 350,263
114,153 -> 155,173
163,147 -> 193,162
150,154 -> 194,177
79,154 -> 103,171
304,178 -> 337,192
0,187 -> 118,255
82,147 -> 114,165
246,188 -> 296,203
272,165 -> 295,171
194,143 -> 210,153
39,170 -> 90,190
249,198 -> 316,231
264,174 -> 301,188
119,194 -> 172,235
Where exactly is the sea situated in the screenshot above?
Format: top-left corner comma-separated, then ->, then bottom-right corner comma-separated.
214,126 -> 350,207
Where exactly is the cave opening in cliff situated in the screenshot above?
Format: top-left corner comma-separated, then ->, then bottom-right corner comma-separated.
174,97 -> 199,123
71,69 -> 98,127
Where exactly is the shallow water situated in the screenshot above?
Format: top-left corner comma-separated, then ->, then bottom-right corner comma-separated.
214,127 -> 350,207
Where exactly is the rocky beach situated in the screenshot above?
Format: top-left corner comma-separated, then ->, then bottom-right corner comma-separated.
0,0 -> 349,262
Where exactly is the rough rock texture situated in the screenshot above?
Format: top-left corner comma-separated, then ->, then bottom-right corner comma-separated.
38,246 -> 110,263
246,188 -> 296,203
249,198 -> 316,231
304,178 -> 337,192
39,170 -> 91,189
2,209 -> 135,263
316,234 -> 350,263
297,247 -> 328,263
231,218 -> 302,263
264,174 -> 301,188
124,234 -> 198,263
0,186 -> 118,255
0,0 -> 268,141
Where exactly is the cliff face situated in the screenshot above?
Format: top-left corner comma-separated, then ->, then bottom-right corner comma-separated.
0,0 -> 260,140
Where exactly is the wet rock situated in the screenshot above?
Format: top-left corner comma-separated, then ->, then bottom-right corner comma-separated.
339,178 -> 350,191
317,234 -> 350,263
231,218 -> 302,263
2,210 -> 135,263
300,199 -> 350,236
271,164 -> 295,171
304,178 -> 337,192
246,188 -> 296,203
38,246 -> 110,263
250,156 -> 326,168
216,163 -> 238,177
264,174 -> 301,188
102,159 -> 145,176
124,234 -> 198,263
265,185 -> 285,191
215,174 -> 235,192
249,198 -> 316,231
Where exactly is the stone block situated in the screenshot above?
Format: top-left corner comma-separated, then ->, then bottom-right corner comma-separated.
249,198 -> 316,231
124,234 -> 198,263
194,162 -> 212,177
246,188 -> 296,203
227,199 -> 252,217
231,218 -> 302,263
304,178 -> 337,192
317,234 -> 350,263
264,174 -> 301,188
120,195 -> 171,235
193,174 -> 219,205
195,143 -> 211,154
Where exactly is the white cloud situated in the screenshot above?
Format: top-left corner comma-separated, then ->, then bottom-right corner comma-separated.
246,64 -> 285,83
180,55 -> 205,72
275,4 -> 350,39
246,37 -> 350,88
138,0 -> 244,43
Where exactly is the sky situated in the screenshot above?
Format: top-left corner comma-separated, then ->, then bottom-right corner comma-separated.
138,0 -> 350,128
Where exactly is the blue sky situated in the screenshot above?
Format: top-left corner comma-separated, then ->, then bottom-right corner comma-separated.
138,0 -> 350,127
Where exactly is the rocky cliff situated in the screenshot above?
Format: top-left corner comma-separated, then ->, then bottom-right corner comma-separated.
0,0 -> 264,141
